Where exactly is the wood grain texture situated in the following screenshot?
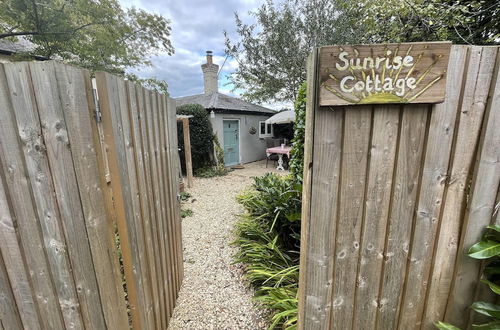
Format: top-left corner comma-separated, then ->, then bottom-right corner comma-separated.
298,50 -> 318,329
446,46 -> 500,327
398,45 -> 469,329
0,176 -> 27,330
319,42 -> 452,106
0,63 -> 64,330
330,106 -> 372,329
353,105 -> 400,330
375,104 -> 429,330
95,72 -> 144,330
3,62 -> 84,330
303,106 -> 344,330
30,61 -> 107,329
127,81 -> 161,329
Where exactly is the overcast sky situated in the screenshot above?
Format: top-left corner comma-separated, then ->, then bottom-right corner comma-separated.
118,0 -> 274,104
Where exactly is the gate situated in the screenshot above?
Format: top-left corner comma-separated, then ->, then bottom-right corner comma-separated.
298,44 -> 500,329
0,61 -> 183,329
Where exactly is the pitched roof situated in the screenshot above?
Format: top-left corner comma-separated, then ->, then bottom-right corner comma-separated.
175,92 -> 276,115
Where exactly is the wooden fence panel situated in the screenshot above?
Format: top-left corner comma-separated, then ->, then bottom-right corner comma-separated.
299,45 -> 500,329
0,61 -> 182,329
95,71 -> 183,329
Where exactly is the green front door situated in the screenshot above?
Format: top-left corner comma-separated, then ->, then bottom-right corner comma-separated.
223,120 -> 239,166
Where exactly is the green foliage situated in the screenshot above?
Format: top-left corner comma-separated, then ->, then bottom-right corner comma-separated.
0,0 -> 174,79
225,0 -> 499,103
237,173 -> 302,251
180,208 -> 193,218
235,173 -> 302,329
436,225 -> 500,329
179,191 -> 191,202
289,83 -> 307,182
177,104 -> 214,171
194,166 -> 230,178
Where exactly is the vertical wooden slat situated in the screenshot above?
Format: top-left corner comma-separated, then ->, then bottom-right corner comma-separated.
127,82 -> 161,329
0,179 -> 25,330
303,105 -> 344,329
29,61 -> 107,329
152,92 -> 175,321
114,77 -> 153,329
330,106 -> 372,329
95,72 -> 144,330
446,47 -> 500,326
139,86 -> 167,328
298,50 -> 319,329
353,105 -> 400,330
143,88 -> 168,328
3,62 -> 84,330
0,64 -> 63,330
168,96 -> 184,289
55,64 -> 129,329
159,95 -> 180,299
399,45 -> 470,329
376,105 -> 429,330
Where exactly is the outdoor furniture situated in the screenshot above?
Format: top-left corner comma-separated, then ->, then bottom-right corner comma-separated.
266,146 -> 292,171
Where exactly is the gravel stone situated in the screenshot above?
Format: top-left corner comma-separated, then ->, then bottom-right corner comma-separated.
168,160 -> 284,330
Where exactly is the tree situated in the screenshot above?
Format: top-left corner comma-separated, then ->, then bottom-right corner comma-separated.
225,0 -> 499,103
0,0 -> 173,89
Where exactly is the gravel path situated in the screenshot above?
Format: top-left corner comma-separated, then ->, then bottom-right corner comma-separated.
167,161 -> 283,330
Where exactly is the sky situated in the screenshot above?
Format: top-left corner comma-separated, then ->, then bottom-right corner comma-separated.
118,0 -> 287,108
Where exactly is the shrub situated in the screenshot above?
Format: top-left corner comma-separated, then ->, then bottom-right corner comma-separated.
289,82 -> 306,182
436,225 -> 500,330
177,104 -> 214,171
235,173 -> 302,329
194,166 -> 230,178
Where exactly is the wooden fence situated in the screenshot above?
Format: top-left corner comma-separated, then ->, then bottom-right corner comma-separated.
298,44 -> 500,329
0,61 -> 183,330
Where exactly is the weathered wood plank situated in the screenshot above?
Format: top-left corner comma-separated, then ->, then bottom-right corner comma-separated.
319,42 -> 452,106
446,46 -> 500,327
4,62 -> 84,330
127,81 -> 161,329
399,45 -> 469,329
55,64 -> 130,329
375,104 -> 429,329
0,181 -> 25,330
143,88 -> 169,328
353,105 -> 400,330
158,94 -> 180,301
330,106 -> 372,329
29,61 -> 107,329
112,76 -> 153,329
167,96 -> 184,289
303,105 -> 344,330
151,92 -> 175,320
298,50 -> 319,329
0,63 -> 63,330
95,72 -> 144,330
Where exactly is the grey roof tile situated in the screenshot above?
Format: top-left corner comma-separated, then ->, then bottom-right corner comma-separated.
175,92 -> 276,114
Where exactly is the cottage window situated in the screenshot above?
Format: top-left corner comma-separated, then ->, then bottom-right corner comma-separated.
259,121 -> 273,138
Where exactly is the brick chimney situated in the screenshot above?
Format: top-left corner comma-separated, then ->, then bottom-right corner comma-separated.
201,50 -> 219,94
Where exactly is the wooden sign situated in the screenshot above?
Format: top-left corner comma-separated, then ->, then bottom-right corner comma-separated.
319,42 -> 452,106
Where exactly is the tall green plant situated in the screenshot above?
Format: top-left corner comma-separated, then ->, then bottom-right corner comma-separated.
436,225 -> 500,330
176,104 -> 214,171
289,82 -> 307,182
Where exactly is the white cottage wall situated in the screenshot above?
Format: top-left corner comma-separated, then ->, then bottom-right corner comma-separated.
211,113 -> 272,164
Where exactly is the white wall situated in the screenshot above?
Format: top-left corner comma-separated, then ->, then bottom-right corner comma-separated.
211,112 -> 272,164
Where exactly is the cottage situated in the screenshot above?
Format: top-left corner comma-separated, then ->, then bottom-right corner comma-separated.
175,51 -> 276,166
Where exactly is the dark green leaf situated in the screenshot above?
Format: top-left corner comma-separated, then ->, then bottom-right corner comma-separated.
468,241 -> 500,259
471,302 -> 500,319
